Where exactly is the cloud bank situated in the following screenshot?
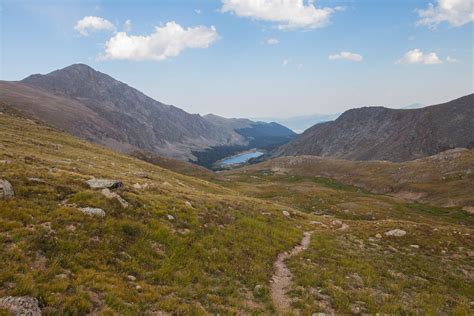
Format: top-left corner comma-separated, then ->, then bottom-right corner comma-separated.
417,0 -> 474,28
397,49 -> 443,65
221,0 -> 342,30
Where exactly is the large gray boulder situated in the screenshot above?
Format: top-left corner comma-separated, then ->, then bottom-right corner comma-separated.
0,179 -> 14,199
86,179 -> 123,189
0,296 -> 41,315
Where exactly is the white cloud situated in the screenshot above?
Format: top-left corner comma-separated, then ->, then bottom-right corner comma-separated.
446,55 -> 460,63
74,16 -> 115,36
101,21 -> 219,61
282,58 -> 291,66
124,19 -> 132,32
328,51 -> 363,62
266,37 -> 279,45
220,0 -> 342,30
397,49 -> 443,65
416,0 -> 474,28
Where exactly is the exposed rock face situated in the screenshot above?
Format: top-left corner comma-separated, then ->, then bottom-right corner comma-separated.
0,179 -> 14,199
79,207 -> 106,217
274,94 -> 474,162
0,296 -> 41,315
86,179 -> 123,189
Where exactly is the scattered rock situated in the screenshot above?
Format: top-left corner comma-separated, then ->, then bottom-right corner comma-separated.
375,233 -> 382,239
28,177 -> 45,184
339,223 -> 350,231
101,188 -> 129,208
135,285 -> 142,291
385,229 -> 406,237
347,273 -> 364,288
462,206 -> 474,215
0,296 -> 41,316
282,210 -> 290,217
310,221 -> 322,225
127,275 -> 136,281
132,183 -> 148,190
86,178 -> 123,189
66,224 -> 76,232
410,244 -> 420,249
79,207 -> 106,218
261,212 -> 271,216
166,214 -> 175,221
0,179 -> 14,199
185,201 -> 193,208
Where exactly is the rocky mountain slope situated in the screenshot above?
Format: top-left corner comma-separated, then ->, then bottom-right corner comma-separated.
273,94 -> 474,162
0,64 -> 294,164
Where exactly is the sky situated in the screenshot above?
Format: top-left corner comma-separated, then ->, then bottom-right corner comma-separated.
1,0 -> 473,118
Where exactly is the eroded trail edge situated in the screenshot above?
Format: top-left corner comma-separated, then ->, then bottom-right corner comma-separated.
271,231 -> 313,313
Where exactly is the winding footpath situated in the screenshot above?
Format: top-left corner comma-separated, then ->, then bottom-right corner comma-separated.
271,231 -> 314,314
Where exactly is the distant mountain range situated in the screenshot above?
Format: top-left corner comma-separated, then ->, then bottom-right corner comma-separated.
273,94 -> 474,162
252,113 -> 340,133
0,64 -> 295,165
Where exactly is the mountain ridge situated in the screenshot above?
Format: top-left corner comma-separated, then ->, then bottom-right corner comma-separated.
0,64 -> 295,164
273,94 -> 474,162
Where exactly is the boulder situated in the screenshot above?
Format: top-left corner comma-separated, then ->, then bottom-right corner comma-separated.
0,179 -> 14,199
101,189 -> 129,208
282,210 -> 290,217
86,179 -> 122,189
385,229 -> 406,237
79,207 -> 106,217
0,296 -> 41,316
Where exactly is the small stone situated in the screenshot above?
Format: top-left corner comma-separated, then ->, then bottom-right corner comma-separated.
166,214 -> 175,221
0,296 -> 41,316
135,285 -> 142,291
375,233 -> 382,239
185,201 -> 193,208
339,223 -> 350,231
28,177 -> 46,184
86,178 -> 123,189
127,275 -> 136,281
282,210 -> 290,217
385,229 -> 406,237
410,244 -> 420,249
79,207 -> 106,217
310,221 -> 322,225
0,179 -> 14,199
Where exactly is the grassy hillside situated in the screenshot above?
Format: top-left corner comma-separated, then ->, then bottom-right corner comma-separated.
216,170 -> 473,314
0,107 -> 473,314
226,153 -> 474,208
0,110 -> 308,314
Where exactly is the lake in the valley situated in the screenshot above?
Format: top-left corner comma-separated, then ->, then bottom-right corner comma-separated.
220,150 -> 264,166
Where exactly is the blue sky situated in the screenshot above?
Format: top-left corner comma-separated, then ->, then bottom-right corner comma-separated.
1,0 -> 473,118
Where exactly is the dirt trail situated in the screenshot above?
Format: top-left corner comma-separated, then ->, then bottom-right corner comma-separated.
271,231 -> 313,314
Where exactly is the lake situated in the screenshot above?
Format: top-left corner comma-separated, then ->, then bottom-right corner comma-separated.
220,150 -> 264,165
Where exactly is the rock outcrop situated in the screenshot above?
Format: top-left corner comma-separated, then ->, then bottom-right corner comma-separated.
0,296 -> 41,315
0,179 -> 14,199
